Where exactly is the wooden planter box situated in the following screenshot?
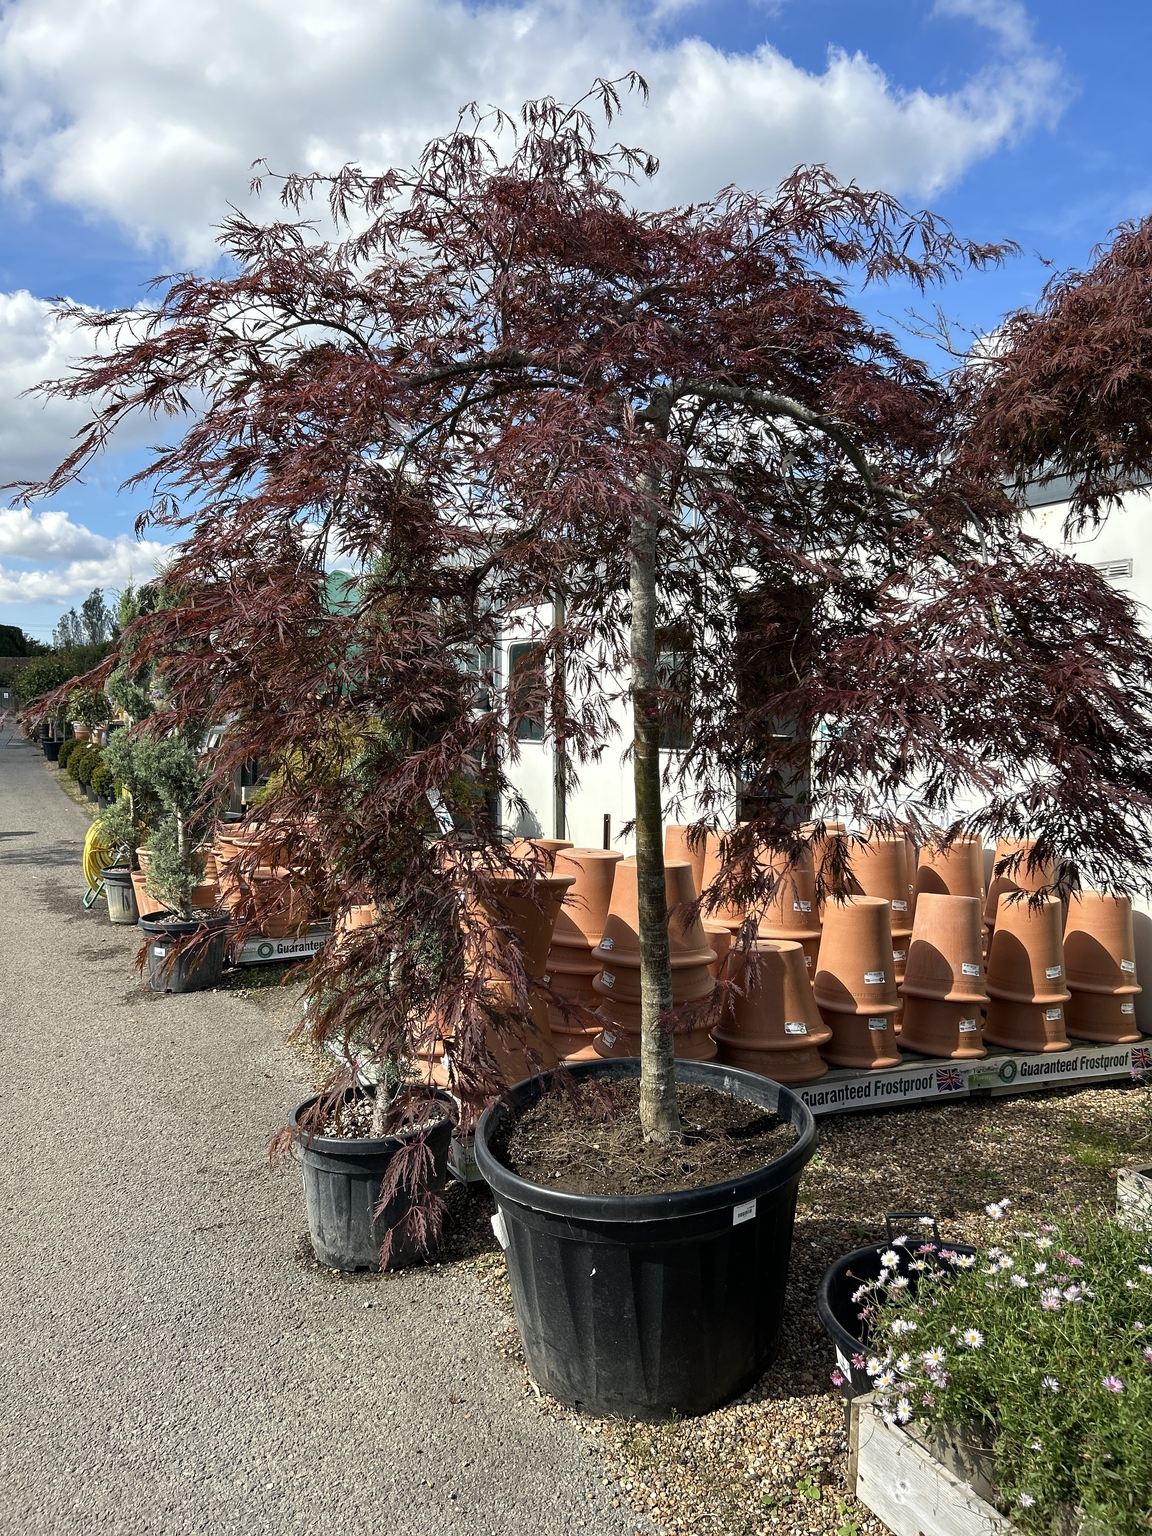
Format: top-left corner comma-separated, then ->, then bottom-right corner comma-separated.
850,1392 -> 1017,1535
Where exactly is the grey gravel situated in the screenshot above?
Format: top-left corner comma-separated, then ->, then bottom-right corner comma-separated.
0,737 -> 643,1536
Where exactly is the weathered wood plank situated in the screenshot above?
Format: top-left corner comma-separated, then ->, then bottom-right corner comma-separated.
1117,1164 -> 1152,1231
851,1393 -> 1018,1536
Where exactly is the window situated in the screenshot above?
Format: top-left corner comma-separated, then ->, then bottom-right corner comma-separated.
507,642 -> 546,742
657,647 -> 692,751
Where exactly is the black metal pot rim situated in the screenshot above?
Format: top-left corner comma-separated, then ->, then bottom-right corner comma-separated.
291,1085 -> 457,1157
474,1057 -> 817,1224
139,911 -> 233,934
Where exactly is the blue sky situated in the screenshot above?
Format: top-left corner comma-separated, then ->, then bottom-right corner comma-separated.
0,0 -> 1148,640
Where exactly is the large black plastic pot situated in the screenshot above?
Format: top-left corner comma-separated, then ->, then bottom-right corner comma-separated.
139,911 -> 231,992
43,740 -> 61,762
474,1058 -> 817,1420
817,1237 -> 978,1397
292,1086 -> 456,1270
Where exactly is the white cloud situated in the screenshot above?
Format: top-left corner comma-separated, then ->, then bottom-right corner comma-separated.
0,506 -> 171,604
0,0 -> 1068,262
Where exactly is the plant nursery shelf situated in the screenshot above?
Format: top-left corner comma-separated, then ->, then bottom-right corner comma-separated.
230,923 -> 333,966
795,1038 -> 1151,1118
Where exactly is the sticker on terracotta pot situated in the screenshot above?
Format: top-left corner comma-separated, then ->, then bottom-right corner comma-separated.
784,1021 -> 808,1035
1045,1007 -> 1063,1021
893,949 -> 906,963
864,970 -> 886,985
1122,959 -> 1136,973
600,936 -> 615,950
867,1017 -> 888,1031
959,1018 -> 978,1033
892,900 -> 908,912
541,974 -> 550,984
600,972 -> 616,988
794,900 -> 812,913
961,962 -> 980,977
805,956 -> 813,968
601,1030 -> 617,1048
1122,1002 -> 1136,1015
732,1198 -> 757,1226
1045,965 -> 1062,979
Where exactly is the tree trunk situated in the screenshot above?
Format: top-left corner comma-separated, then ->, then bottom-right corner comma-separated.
177,812 -> 191,920
629,500 -> 681,1143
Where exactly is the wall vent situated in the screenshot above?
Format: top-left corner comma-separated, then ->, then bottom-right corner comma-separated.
1091,557 -> 1133,580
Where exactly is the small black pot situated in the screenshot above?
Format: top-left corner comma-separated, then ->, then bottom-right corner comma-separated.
292,1086 -> 456,1271
83,782 -> 96,801
817,1238 -> 978,1397
139,911 -> 231,992
475,1057 -> 817,1420
97,794 -> 112,810
43,740 -> 61,762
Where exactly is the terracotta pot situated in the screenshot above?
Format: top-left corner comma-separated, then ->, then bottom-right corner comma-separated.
190,881 -> 219,911
1063,989 -> 1143,1044
915,836 -> 985,902
72,725 -> 91,742
474,872 -> 574,1080
592,1005 -> 718,1062
509,837 -> 574,871
899,893 -> 987,1004
335,903 -> 377,945
130,870 -> 168,918
664,825 -> 707,896
194,843 -> 219,882
983,997 -> 1071,1054
701,830 -> 746,929
593,956 -> 716,1006
984,894 -> 1069,1004
712,940 -> 831,1082
136,846 -> 153,874
847,836 -> 912,937
985,838 -> 1056,933
758,845 -> 822,974
813,896 -> 901,1068
591,859 -> 716,968
813,896 -> 899,1015
1063,892 -> 1139,995
250,868 -> 311,939
702,920 -> 733,981
550,848 -> 622,949
897,997 -> 986,1060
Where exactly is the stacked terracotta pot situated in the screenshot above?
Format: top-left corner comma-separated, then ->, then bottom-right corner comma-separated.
509,837 -> 574,870
758,844 -> 822,974
701,830 -> 746,932
915,835 -> 986,904
544,847 -> 623,1060
983,894 -> 1071,1053
712,938 -> 832,1082
813,896 -> 901,1068
897,893 -> 987,1059
848,834 -> 913,1027
215,826 -> 310,939
1062,892 -> 1142,1043
590,858 -> 718,1060
985,838 -> 1055,941
664,824 -> 707,896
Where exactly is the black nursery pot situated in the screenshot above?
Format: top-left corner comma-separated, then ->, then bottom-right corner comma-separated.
43,740 -> 61,761
292,1087 -> 456,1271
817,1239 -> 978,1398
139,911 -> 231,993
474,1058 -> 817,1421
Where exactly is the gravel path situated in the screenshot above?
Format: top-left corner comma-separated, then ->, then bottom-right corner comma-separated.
0,737 -> 642,1536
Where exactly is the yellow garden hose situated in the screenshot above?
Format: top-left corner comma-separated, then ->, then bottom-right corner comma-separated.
83,819 -> 117,893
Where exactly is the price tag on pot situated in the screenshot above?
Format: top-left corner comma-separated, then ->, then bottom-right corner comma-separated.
892,949 -> 906,963
867,1017 -> 888,1031
892,900 -> 908,913
1046,965 -> 1062,979
1122,959 -> 1137,973
601,1030 -> 617,1049
490,1209 -> 509,1251
1045,1007 -> 1063,1021
732,1198 -> 757,1226
793,900 -> 812,913
600,936 -> 615,951
541,974 -> 550,985
784,1021 -> 808,1035
961,962 -> 981,977
152,947 -> 168,958
1122,1002 -> 1136,1015
600,972 -> 616,989
864,970 -> 886,985
959,1017 -> 978,1033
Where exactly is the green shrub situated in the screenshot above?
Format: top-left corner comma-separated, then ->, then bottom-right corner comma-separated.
866,1206 -> 1152,1533
69,745 -> 101,784
90,762 -> 114,798
57,738 -> 80,770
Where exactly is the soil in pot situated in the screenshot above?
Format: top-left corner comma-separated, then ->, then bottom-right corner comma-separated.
490,1077 -> 797,1196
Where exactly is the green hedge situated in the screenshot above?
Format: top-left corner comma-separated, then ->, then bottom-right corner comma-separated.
69,745 -> 102,784
57,738 -> 81,770
90,762 -> 114,798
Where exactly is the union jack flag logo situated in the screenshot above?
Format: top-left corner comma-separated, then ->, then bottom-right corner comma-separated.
1132,1046 -> 1152,1074
936,1067 -> 966,1093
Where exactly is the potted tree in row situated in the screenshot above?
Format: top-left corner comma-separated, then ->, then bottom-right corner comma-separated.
27,82 -> 1152,1416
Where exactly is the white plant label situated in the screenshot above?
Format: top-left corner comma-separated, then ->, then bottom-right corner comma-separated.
490,1210 -> 509,1250
542,974 -> 550,985
794,900 -> 812,913
959,1018 -> 978,1033
805,956 -> 813,969
892,900 -> 908,912
1122,959 -> 1136,973
153,947 -> 168,958
961,962 -> 980,977
601,1030 -> 617,1048
1046,1007 -> 1063,1021
1045,965 -> 1062,979
600,972 -> 616,989
600,936 -> 615,951
732,1199 -> 757,1226
892,950 -> 906,963
868,1017 -> 888,1031
864,970 -> 886,985
784,1022 -> 808,1035
1122,1002 -> 1135,1015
